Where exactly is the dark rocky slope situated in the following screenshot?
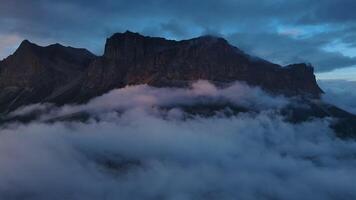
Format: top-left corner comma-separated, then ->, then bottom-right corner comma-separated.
0,40 -> 96,112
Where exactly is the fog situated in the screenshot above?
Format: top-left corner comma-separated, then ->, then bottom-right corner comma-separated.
1,81 -> 356,200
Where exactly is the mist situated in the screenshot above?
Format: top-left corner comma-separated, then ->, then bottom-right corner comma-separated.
1,81 -> 356,200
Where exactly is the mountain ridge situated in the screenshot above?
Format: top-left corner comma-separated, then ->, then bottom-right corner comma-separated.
83,31 -> 323,100
1,31 -> 322,112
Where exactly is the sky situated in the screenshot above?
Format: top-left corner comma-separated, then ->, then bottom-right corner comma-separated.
0,0 -> 356,79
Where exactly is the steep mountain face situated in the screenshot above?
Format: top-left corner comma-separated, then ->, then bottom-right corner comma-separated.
0,31 -> 323,112
79,31 -> 322,100
0,40 -> 96,112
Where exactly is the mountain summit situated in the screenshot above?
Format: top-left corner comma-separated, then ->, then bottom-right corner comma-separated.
0,31 -> 322,112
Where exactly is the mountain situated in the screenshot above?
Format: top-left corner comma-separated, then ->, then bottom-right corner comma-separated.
0,31 -> 326,112
0,40 -> 96,112
79,31 -> 322,100
0,31 -> 355,138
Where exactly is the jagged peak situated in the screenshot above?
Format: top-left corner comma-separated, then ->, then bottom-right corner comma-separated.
17,40 -> 89,51
10,40 -> 95,59
20,39 -> 33,46
16,40 -> 60,55
17,39 -> 39,50
11,39 -> 42,58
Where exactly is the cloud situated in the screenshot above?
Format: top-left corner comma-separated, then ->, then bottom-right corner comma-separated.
1,80 -> 356,199
7,81 -> 288,121
1,0 -> 356,71
227,31 -> 356,72
319,80 -> 356,114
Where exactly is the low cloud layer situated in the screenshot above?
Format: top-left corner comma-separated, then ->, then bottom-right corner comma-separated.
1,81 -> 356,200
8,81 -> 288,120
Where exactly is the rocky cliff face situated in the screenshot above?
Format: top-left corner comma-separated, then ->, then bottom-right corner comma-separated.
78,31 -> 323,100
0,31 -> 323,112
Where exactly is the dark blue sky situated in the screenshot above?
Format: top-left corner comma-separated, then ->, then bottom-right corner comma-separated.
1,0 -> 356,76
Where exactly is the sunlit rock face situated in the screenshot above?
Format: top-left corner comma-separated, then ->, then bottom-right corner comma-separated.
0,31 -> 322,113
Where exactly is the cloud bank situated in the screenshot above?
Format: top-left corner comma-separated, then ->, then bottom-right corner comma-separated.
1,0 -> 356,72
1,81 -> 356,200
7,81 -> 288,121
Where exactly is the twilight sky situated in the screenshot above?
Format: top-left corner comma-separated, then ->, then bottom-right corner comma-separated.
0,0 -> 356,79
